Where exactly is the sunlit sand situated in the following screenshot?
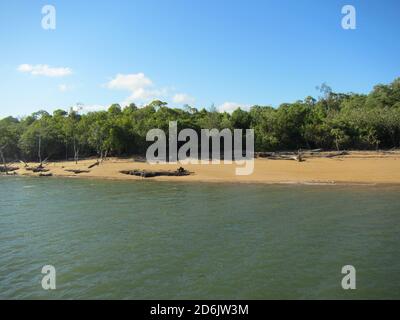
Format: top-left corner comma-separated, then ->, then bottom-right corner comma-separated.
12,151 -> 400,185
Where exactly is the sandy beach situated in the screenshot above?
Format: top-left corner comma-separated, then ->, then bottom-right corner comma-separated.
6,151 -> 400,185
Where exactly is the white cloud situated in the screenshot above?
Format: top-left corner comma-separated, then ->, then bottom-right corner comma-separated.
106,72 -> 197,107
58,84 -> 68,92
126,87 -> 167,101
172,93 -> 195,105
106,73 -> 152,91
217,102 -> 250,113
18,64 -> 72,77
106,72 -> 170,105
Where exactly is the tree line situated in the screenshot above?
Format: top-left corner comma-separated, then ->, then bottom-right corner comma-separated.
1,78 -> 400,163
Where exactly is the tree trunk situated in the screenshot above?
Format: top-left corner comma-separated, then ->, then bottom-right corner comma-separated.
0,148 -> 7,174
65,141 -> 68,161
74,149 -> 79,164
73,138 -> 79,164
38,135 -> 42,165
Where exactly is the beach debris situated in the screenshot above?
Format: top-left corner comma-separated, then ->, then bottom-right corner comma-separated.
65,169 -> 90,174
88,161 -> 100,169
132,156 -> 147,163
322,151 -> 349,158
256,152 -> 304,162
26,165 -> 49,173
255,150 -> 350,161
32,167 -> 50,172
302,150 -> 349,158
19,160 -> 29,167
120,167 -> 191,178
0,166 -> 19,172
38,173 -> 53,177
42,157 -> 50,165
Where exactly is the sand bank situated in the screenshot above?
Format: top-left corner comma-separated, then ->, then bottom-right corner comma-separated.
6,151 -> 400,185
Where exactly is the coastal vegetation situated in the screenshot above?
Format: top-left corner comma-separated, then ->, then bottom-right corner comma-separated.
1,78 -> 400,163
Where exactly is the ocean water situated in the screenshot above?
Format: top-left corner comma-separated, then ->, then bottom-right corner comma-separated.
0,176 -> 399,299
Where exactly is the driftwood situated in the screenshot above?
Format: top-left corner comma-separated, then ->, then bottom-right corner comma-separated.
65,169 -> 90,174
0,166 -> 19,172
39,173 -> 53,177
26,165 -> 49,173
256,152 -> 304,162
132,156 -> 147,163
321,151 -> 349,158
299,150 -> 349,158
120,167 -> 190,178
32,167 -> 49,173
19,160 -> 28,167
88,161 -> 100,169
256,150 -> 350,161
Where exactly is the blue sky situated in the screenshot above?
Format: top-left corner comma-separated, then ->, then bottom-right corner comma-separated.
0,0 -> 399,117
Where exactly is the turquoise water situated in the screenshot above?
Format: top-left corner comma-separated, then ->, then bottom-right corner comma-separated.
0,177 -> 399,299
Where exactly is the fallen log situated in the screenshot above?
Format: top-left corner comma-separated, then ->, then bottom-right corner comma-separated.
323,151 -> 349,158
19,160 -> 28,167
33,167 -> 49,172
271,155 -> 303,161
88,161 -> 100,169
120,167 -> 190,178
298,148 -> 323,153
65,169 -> 90,174
26,166 -> 49,173
39,173 -> 53,177
256,150 -> 350,160
0,166 -> 19,172
256,152 -> 304,162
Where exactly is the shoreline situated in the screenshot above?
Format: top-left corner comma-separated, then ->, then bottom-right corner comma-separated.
8,175 -> 395,187
2,151 -> 400,186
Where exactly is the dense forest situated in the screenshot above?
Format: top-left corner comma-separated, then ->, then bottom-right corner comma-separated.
1,78 -> 400,163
